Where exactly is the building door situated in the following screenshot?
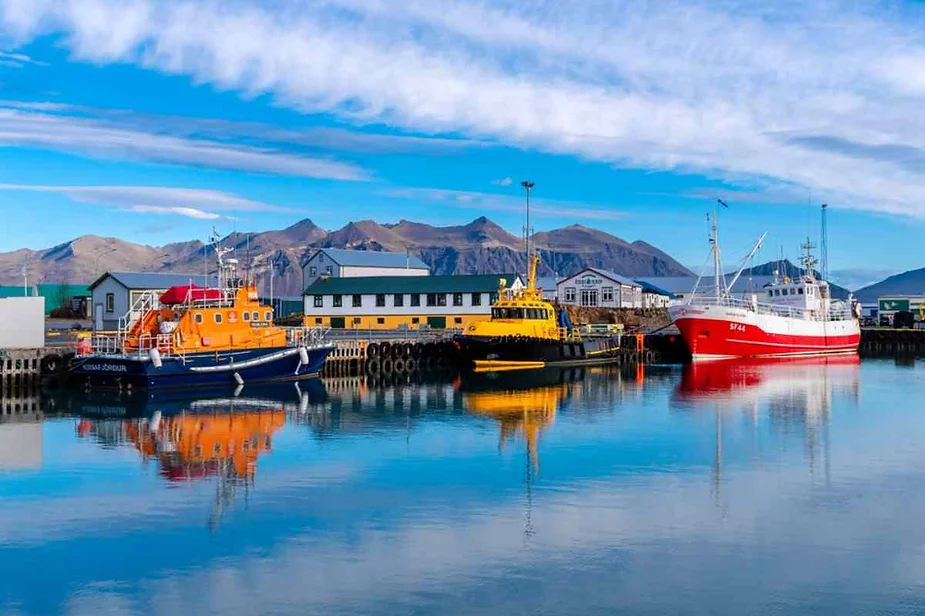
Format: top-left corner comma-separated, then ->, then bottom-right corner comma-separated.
330,317 -> 346,329
94,303 -> 103,331
580,289 -> 598,307
427,316 -> 446,329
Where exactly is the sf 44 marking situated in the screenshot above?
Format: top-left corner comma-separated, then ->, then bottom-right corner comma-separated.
729,323 -> 747,332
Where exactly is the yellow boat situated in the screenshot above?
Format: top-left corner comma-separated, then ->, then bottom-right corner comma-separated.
453,255 -> 621,370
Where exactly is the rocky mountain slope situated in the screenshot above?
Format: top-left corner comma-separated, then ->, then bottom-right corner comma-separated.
854,268 -> 925,303
0,217 -> 692,297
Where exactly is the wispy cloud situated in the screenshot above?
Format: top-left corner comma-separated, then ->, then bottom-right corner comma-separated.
7,1 -> 925,214
388,186 -> 626,221
492,177 -> 513,187
0,105 -> 367,180
0,50 -> 47,67
0,183 -> 288,220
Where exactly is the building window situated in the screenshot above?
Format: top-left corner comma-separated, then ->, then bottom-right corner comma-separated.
214,313 -> 223,324
490,292 -> 499,304
325,265 -> 333,275
426,293 -> 436,307
453,293 -> 463,307
394,294 -> 404,307
565,287 -> 576,302
315,317 -> 323,324
353,317 -> 361,325
314,295 -> 323,308
243,311 -> 250,321
377,317 -> 385,325
438,293 -> 447,307
454,317 -> 462,325
602,287 -> 614,302
471,293 -> 481,306
195,313 -> 203,324
333,295 -> 342,308
105,293 -> 114,312
352,294 -> 362,308
412,317 -> 420,324
319,254 -> 324,263
411,294 -> 421,307
309,266 -> 317,276
376,294 -> 386,307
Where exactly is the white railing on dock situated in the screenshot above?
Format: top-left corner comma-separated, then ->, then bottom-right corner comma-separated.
686,295 -> 854,322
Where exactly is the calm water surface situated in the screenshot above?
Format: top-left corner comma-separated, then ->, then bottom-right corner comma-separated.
1,358 -> 923,615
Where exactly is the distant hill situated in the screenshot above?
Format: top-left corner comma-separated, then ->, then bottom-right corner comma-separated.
0,217 -> 693,297
855,268 -> 925,303
738,259 -> 851,299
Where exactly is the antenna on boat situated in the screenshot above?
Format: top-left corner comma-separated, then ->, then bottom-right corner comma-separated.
713,199 -> 729,300
821,204 -> 829,282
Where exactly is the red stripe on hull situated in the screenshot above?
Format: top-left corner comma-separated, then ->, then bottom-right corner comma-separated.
675,317 -> 860,360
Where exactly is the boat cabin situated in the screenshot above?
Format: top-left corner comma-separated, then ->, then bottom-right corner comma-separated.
762,276 -> 830,313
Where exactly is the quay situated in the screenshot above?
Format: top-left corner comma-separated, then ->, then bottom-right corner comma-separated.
860,328 -> 925,356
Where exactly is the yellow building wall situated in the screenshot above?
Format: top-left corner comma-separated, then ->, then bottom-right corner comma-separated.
303,313 -> 486,330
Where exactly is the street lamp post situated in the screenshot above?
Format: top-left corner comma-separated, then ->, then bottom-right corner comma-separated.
95,248 -> 117,272
521,180 -> 535,265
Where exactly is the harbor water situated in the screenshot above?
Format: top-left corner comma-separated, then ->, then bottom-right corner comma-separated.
1,357 -> 923,615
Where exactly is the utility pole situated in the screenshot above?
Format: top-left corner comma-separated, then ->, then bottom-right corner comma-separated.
521,180 -> 535,269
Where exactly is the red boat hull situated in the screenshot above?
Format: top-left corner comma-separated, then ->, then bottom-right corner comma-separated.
674,316 -> 860,360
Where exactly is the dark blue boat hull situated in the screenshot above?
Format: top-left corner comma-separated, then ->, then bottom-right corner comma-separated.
70,345 -> 335,390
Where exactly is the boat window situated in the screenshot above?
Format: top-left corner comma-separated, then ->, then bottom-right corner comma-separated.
773,289 -> 780,296
265,311 -> 272,321
252,311 -> 259,321
767,290 -> 773,298
798,288 -> 804,295
195,313 -> 203,324
214,313 -> 223,324
243,311 -> 250,321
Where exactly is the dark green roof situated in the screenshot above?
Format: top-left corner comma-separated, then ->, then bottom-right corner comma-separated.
305,274 -> 522,296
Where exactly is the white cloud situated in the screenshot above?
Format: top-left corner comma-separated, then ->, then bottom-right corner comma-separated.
0,105 -> 367,180
0,49 -> 47,66
492,176 -> 513,187
0,183 -> 288,220
6,1 -> 925,214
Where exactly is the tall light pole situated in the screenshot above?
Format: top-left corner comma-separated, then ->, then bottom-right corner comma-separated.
521,180 -> 535,267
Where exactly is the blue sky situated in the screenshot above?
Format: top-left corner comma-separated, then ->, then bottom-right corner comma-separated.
1,1 -> 925,286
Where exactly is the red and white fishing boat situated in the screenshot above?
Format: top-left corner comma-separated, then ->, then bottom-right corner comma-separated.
669,207 -> 861,361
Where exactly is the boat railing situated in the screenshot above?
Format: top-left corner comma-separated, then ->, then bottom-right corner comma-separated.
286,326 -> 332,347
83,331 -> 184,360
686,295 -> 854,322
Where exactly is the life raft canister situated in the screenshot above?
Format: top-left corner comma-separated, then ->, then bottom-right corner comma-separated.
76,338 -> 93,355
228,311 -> 238,323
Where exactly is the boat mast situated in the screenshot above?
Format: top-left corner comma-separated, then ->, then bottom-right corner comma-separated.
713,199 -> 729,300
821,203 -> 828,282
521,180 -> 535,274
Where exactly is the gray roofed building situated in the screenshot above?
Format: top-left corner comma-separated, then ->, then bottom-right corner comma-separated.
89,271 -> 217,291
312,248 -> 429,269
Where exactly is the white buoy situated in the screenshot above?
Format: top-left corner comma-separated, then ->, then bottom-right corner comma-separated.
233,384 -> 244,397
298,346 -> 309,365
233,371 -> 244,386
149,348 -> 163,369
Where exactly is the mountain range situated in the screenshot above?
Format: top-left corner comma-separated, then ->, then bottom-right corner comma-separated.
854,268 -> 925,303
737,259 -> 851,299
0,217 -> 693,297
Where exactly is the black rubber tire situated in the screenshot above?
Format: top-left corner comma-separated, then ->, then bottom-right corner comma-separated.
61,352 -> 76,372
393,359 -> 406,374
412,343 -> 423,358
380,342 -> 392,359
404,358 -> 417,373
391,343 -> 403,359
367,343 -> 380,359
381,358 -> 394,375
366,357 -> 381,376
424,342 -> 437,358
40,354 -> 63,375
402,343 -> 413,358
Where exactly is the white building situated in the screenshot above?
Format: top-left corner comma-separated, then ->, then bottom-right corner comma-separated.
0,297 -> 44,348
302,248 -> 430,289
637,281 -> 676,308
89,272 -> 216,331
303,273 -> 523,330
556,268 -> 643,308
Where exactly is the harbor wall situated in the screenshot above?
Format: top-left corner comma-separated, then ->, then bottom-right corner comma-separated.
0,297 -> 45,348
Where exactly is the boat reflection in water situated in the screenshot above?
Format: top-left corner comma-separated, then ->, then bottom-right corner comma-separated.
69,383 -> 329,530
672,355 -> 861,503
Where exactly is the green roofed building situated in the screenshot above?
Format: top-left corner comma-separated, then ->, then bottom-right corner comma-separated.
303,274 -> 524,330
0,284 -> 92,317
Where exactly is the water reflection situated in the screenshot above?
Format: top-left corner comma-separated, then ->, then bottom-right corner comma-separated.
5,359 -> 919,616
